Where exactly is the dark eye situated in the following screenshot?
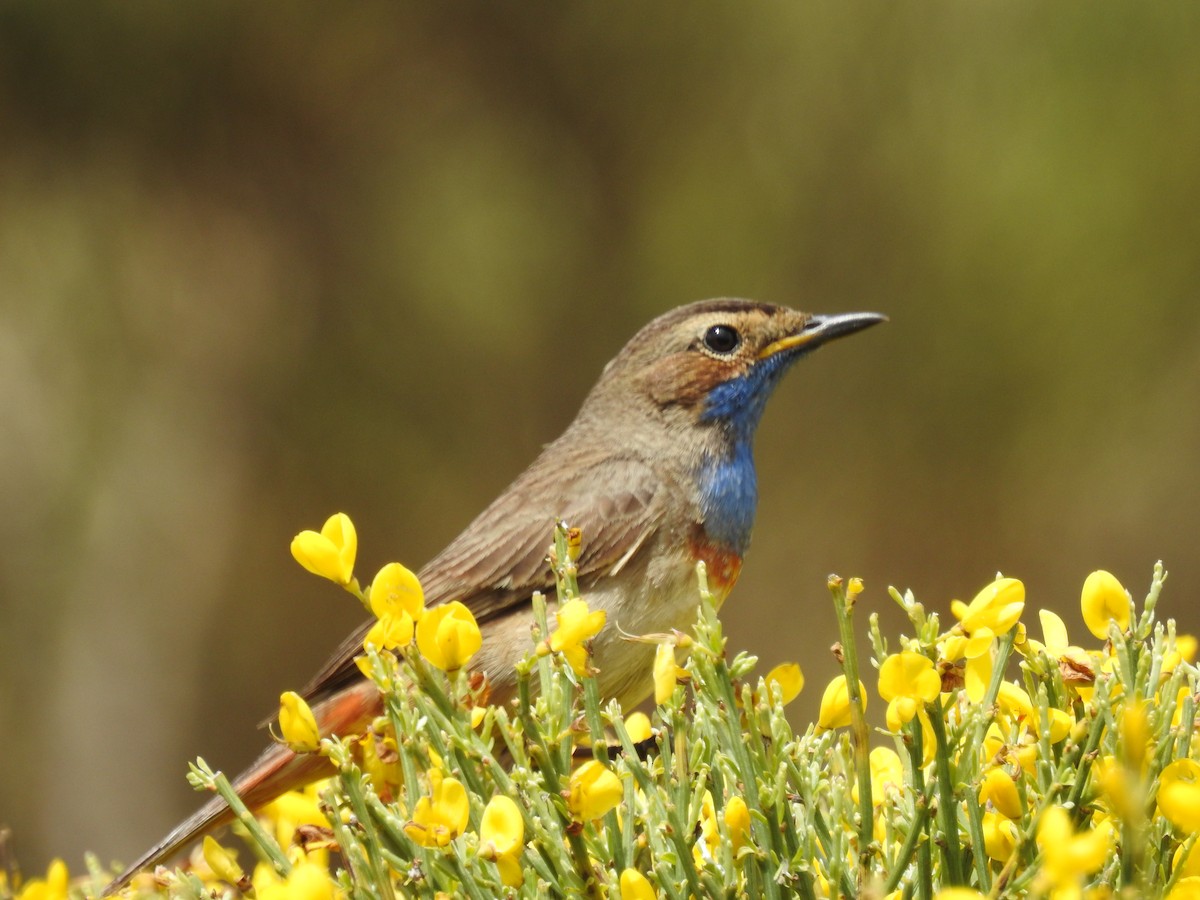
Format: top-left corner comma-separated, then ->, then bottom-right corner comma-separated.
702,324 -> 741,355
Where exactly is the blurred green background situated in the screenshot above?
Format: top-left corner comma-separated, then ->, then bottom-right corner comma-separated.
3,1 -> 1199,875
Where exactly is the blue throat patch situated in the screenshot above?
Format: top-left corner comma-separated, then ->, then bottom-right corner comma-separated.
696,351 -> 799,555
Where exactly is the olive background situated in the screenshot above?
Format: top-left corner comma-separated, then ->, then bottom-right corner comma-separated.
3,2 -> 1200,874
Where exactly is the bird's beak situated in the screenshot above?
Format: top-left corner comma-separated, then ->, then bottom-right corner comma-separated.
758,311 -> 888,360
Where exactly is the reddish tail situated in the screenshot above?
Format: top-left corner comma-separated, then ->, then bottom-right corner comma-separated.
105,681 -> 381,894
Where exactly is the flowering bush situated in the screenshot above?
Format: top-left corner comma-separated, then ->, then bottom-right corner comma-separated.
7,514 -> 1198,900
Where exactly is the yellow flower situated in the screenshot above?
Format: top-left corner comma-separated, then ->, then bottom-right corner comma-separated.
416,601 -> 482,671
878,651 -> 941,732
619,869 -> 656,900
1174,841 -> 1200,880
653,641 -> 688,704
1093,755 -> 1136,821
1164,634 -> 1198,674
979,767 -> 1022,819
946,577 -> 1024,703
202,836 -> 245,886
695,791 -> 720,861
368,562 -> 425,620
479,795 -> 524,887
364,612 -> 414,651
568,760 -> 623,821
257,859 -> 338,900
952,576 -> 1025,639
870,747 -> 905,805
934,891 -> 987,900
290,513 -> 357,586
1159,759 -> 1200,832
359,727 -> 403,798
1167,878 -> 1200,900
278,691 -> 321,753
764,662 -> 805,704
262,783 -> 331,850
1080,570 -> 1131,640
1034,806 -> 1113,893
725,796 -> 752,854
817,675 -> 866,731
624,711 -> 653,743
13,860 -> 69,900
406,772 -> 470,847
982,811 -> 1019,862
983,721 -> 1038,776
1023,609 -> 1096,688
545,597 -> 607,675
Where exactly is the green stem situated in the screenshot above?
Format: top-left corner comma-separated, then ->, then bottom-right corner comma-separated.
829,576 -> 874,884
925,700 -> 964,885
190,760 -> 292,878
336,757 -> 396,900
905,724 -> 933,900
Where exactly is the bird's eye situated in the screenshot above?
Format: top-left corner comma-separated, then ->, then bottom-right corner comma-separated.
702,324 -> 741,355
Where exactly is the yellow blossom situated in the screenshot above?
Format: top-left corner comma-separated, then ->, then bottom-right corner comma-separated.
1159,759 -> 1200,832
359,727 -> 403,798
816,674 -> 867,731
1093,755 -> 1137,821
1120,700 -> 1150,769
479,795 -> 524,887
979,767 -> 1022,819
364,612 -> 414,651
934,890 -> 987,900
764,662 -> 804,704
620,869 -> 656,900
1168,878 -> 1200,900
1023,609 -> 1097,688
13,860 -> 69,900
257,859 -> 338,900
262,783 -> 331,850
870,747 -> 905,805
1163,634 -> 1198,676
416,601 -> 482,671
1035,806 -> 1113,893
544,597 -> 607,675
406,772 -> 470,847
945,577 -> 1024,703
953,576 -> 1025,639
695,791 -> 720,862
996,681 -> 1033,727
202,836 -> 246,886
479,795 -> 523,858
367,562 -> 424,619
624,711 -> 653,743
568,760 -> 623,821
290,513 -> 357,586
984,721 -> 1038,776
278,691 -> 321,753
982,810 -> 1019,862
1080,570 -> 1131,640
1174,841 -> 1200,880
878,651 -> 941,732
653,641 -> 689,704
725,796 -> 752,854
1179,634 -> 1198,662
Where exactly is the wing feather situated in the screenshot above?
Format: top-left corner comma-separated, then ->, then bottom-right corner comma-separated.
297,447 -> 668,705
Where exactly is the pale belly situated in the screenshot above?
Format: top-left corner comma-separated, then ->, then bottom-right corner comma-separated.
473,549 -> 735,711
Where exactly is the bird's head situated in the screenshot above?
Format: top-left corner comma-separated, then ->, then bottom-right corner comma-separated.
592,299 -> 885,442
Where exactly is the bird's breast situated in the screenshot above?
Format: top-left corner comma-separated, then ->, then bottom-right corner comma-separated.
687,525 -> 744,599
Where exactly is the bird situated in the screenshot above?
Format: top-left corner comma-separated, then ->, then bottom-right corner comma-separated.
108,298 -> 884,890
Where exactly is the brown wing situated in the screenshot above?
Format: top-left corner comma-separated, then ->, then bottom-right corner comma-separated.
297,447 -> 668,705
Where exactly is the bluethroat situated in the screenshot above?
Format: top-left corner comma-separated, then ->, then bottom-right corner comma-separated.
110,298 -> 884,887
